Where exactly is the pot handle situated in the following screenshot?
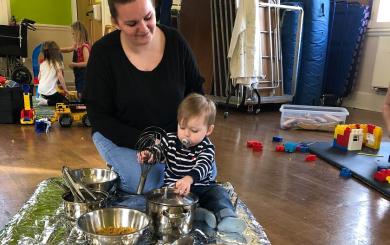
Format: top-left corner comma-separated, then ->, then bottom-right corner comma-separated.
162,209 -> 190,219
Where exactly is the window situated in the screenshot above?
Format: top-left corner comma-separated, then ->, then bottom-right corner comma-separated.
369,0 -> 390,28
353,135 -> 360,142
376,0 -> 390,22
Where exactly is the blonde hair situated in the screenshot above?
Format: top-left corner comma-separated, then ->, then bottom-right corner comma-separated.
42,41 -> 62,72
71,21 -> 89,45
177,93 -> 216,127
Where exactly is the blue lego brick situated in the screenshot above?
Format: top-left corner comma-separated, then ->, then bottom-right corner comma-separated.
272,136 -> 283,142
284,142 -> 298,153
332,139 -> 348,152
340,167 -> 352,177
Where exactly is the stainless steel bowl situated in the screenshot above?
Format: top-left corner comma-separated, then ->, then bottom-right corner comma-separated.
69,168 -> 118,192
77,208 -> 150,245
63,190 -> 108,221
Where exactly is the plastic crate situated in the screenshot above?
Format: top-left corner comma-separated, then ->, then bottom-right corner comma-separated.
0,87 -> 23,123
279,104 -> 349,131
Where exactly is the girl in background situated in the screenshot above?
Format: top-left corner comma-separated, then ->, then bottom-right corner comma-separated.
61,21 -> 91,99
38,41 -> 69,106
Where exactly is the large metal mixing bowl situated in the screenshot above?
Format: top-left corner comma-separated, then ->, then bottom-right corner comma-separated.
77,208 -> 150,245
69,168 -> 118,193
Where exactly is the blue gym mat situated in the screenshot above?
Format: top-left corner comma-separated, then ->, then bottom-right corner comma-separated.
309,141 -> 390,198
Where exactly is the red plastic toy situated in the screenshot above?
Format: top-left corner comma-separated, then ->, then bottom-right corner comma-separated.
247,140 -> 259,148
252,143 -> 263,152
276,145 -> 285,152
374,169 -> 390,182
247,140 -> 263,152
305,154 -> 317,161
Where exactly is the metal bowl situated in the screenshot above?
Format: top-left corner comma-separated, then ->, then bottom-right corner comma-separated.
62,190 -> 108,221
69,168 -> 118,193
77,208 -> 150,245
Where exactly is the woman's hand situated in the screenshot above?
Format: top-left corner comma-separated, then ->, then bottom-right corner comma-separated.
174,176 -> 193,196
68,63 -> 76,69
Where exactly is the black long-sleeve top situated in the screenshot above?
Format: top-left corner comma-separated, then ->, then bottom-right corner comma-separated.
84,25 -> 204,148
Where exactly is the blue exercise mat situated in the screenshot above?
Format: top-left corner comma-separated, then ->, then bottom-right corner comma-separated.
309,141 -> 390,198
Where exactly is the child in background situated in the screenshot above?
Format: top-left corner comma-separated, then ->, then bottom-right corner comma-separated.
139,93 -> 246,233
61,21 -> 90,99
37,41 -> 69,106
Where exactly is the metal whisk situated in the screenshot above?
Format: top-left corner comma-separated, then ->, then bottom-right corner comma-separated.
135,127 -> 167,194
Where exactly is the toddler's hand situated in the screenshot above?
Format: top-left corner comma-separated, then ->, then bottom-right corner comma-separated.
175,176 -> 193,196
137,150 -> 153,163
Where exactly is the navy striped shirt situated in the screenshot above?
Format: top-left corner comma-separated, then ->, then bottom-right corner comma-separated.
161,133 -> 215,186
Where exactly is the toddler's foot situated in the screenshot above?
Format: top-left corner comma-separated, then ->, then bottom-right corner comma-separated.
194,207 -> 217,228
217,217 -> 246,233
38,98 -> 48,106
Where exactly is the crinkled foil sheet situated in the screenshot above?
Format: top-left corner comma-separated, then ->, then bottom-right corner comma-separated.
0,178 -> 271,244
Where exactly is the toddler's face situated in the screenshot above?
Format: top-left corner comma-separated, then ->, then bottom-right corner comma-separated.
177,115 -> 214,147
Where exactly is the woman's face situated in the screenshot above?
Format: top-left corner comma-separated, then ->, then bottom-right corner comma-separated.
114,0 -> 156,46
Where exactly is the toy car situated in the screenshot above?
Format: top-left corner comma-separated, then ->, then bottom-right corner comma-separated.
52,102 -> 90,127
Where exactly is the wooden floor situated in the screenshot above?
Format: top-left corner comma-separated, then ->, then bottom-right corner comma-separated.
0,107 -> 389,244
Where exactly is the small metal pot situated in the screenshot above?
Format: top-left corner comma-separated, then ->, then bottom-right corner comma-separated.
146,187 -> 198,242
62,190 -> 108,221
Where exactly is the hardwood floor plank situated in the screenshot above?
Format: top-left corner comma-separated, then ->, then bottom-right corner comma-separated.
0,108 -> 389,244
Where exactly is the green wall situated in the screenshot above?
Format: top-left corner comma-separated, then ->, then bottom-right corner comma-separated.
10,0 -> 72,25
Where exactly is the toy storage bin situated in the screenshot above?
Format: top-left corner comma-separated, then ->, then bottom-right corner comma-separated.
0,87 -> 23,123
279,104 -> 349,131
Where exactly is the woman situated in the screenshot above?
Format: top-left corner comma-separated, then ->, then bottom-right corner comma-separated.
85,0 -> 216,194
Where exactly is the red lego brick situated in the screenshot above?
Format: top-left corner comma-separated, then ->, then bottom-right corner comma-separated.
276,145 -> 285,152
305,154 -> 317,162
247,140 -> 260,148
253,144 -> 263,152
374,169 -> 390,182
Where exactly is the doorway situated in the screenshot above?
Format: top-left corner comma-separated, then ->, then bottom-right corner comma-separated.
76,0 -> 102,44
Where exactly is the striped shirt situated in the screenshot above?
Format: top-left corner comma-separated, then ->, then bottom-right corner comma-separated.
161,133 -> 215,186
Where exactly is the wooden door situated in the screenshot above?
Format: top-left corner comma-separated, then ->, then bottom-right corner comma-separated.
76,0 -> 103,44
179,0 -> 213,94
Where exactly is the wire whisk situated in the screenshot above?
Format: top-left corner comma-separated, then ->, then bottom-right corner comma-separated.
135,126 -> 167,194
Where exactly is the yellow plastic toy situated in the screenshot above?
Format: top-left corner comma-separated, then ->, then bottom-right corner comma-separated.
333,124 -> 382,151
20,84 -> 36,125
51,103 -> 90,127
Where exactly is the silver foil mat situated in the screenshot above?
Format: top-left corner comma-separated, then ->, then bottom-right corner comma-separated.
0,178 -> 271,244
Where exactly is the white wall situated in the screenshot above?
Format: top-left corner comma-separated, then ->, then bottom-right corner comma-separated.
25,24 -> 74,83
342,34 -> 386,112
0,0 -> 11,25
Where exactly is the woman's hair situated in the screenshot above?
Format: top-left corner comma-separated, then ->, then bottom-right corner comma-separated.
71,21 -> 89,44
108,0 -> 153,20
177,93 -> 217,127
42,41 -> 62,71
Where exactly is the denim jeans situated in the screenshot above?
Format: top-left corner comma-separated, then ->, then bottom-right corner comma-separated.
192,184 -> 237,222
92,132 -> 217,193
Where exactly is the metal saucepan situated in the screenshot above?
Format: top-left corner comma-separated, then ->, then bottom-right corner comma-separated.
146,187 -> 198,242
77,207 -> 150,245
63,189 -> 108,221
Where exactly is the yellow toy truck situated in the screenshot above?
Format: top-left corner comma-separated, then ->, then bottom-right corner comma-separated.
52,102 -> 90,127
